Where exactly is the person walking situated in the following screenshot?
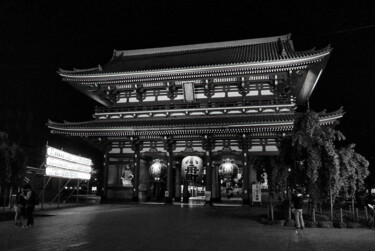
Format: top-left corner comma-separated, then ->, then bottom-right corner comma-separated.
292,189 -> 305,230
22,184 -> 35,227
14,187 -> 26,227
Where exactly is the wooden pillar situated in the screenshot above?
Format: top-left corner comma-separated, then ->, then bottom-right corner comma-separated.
132,150 -> 140,202
164,136 -> 175,204
175,162 -> 181,202
102,148 -> 109,202
205,146 -> 212,205
242,135 -> 250,205
131,137 -> 142,202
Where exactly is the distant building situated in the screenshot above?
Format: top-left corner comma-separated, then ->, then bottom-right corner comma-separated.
48,34 -> 342,203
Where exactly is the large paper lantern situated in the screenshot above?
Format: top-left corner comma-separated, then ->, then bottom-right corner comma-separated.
218,158 -> 238,180
149,159 -> 167,181
181,156 -> 203,181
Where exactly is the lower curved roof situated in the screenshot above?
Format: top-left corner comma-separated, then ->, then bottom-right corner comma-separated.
47,109 -> 343,137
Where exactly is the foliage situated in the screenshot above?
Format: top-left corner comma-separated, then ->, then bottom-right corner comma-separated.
0,141 -> 12,185
0,132 -> 28,188
279,111 -> 369,205
337,144 -> 369,199
254,156 -> 289,201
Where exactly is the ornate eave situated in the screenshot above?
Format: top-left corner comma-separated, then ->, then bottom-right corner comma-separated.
47,109 -> 343,137
59,48 -> 331,81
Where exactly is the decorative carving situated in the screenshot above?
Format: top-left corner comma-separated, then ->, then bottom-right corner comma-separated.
238,77 -> 250,95
204,80 -> 215,98
163,136 -> 176,151
135,84 -> 146,101
238,134 -> 251,150
202,135 -> 215,151
167,82 -> 178,99
131,136 -> 143,151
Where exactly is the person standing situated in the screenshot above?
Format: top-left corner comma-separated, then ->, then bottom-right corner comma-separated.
22,184 -> 35,227
14,187 -> 26,227
292,189 -> 305,230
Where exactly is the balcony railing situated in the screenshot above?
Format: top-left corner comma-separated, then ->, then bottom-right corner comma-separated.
95,98 -> 292,114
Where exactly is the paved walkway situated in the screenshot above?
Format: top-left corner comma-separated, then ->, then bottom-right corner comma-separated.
0,203 -> 374,250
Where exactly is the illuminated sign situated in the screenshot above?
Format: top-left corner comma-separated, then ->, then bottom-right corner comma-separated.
45,146 -> 92,180
46,167 -> 91,180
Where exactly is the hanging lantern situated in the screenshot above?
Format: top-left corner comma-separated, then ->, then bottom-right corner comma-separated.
181,156 -> 203,181
149,159 -> 167,181
219,158 -> 238,180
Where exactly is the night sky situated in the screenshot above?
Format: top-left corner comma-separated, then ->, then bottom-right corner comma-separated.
1,1 -> 374,170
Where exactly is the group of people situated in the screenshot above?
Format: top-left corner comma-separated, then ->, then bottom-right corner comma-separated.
14,184 -> 35,228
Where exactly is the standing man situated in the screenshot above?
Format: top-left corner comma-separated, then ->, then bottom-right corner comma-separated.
22,184 -> 35,227
292,189 -> 304,230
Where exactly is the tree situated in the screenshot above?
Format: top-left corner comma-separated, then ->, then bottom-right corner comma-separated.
0,132 -> 27,210
337,144 -> 369,218
279,110 -> 369,219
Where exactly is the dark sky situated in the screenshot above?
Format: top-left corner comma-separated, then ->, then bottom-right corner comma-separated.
1,0 -> 375,166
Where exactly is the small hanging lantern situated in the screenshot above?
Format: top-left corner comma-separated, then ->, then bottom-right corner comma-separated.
149,159 -> 167,181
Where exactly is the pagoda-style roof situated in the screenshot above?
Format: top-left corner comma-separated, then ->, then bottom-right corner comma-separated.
58,34 -> 331,79
47,109 -> 343,137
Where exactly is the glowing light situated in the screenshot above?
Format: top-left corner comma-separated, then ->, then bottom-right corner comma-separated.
46,156 -> 92,172
47,146 -> 92,166
46,146 -> 92,180
46,167 -> 91,180
149,159 -> 167,181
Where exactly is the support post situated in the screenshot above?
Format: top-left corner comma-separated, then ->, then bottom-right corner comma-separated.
312,208 -> 316,223
356,208 -> 359,222
175,162 -> 181,202
57,178 -> 61,208
41,176 -> 52,211
165,149 -> 174,204
340,208 -> 343,223
205,138 -> 212,205
102,148 -> 109,202
76,179 -> 79,203
131,137 -> 142,202
132,150 -> 140,202
241,134 -> 250,205
163,136 -> 174,204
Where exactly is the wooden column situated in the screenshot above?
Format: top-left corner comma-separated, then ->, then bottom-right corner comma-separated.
164,136 -> 175,204
131,137 -> 142,202
132,150 -> 140,202
166,149 -> 174,204
241,134 -> 250,205
204,135 -> 213,204
175,162 -> 181,202
102,147 -> 109,202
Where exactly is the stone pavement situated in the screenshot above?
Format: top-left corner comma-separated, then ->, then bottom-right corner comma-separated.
0,203 -> 374,251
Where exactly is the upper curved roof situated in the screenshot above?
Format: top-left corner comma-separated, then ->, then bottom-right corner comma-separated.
59,34 -> 331,77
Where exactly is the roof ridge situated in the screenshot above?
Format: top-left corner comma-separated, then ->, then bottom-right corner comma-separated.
113,34 -> 291,58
